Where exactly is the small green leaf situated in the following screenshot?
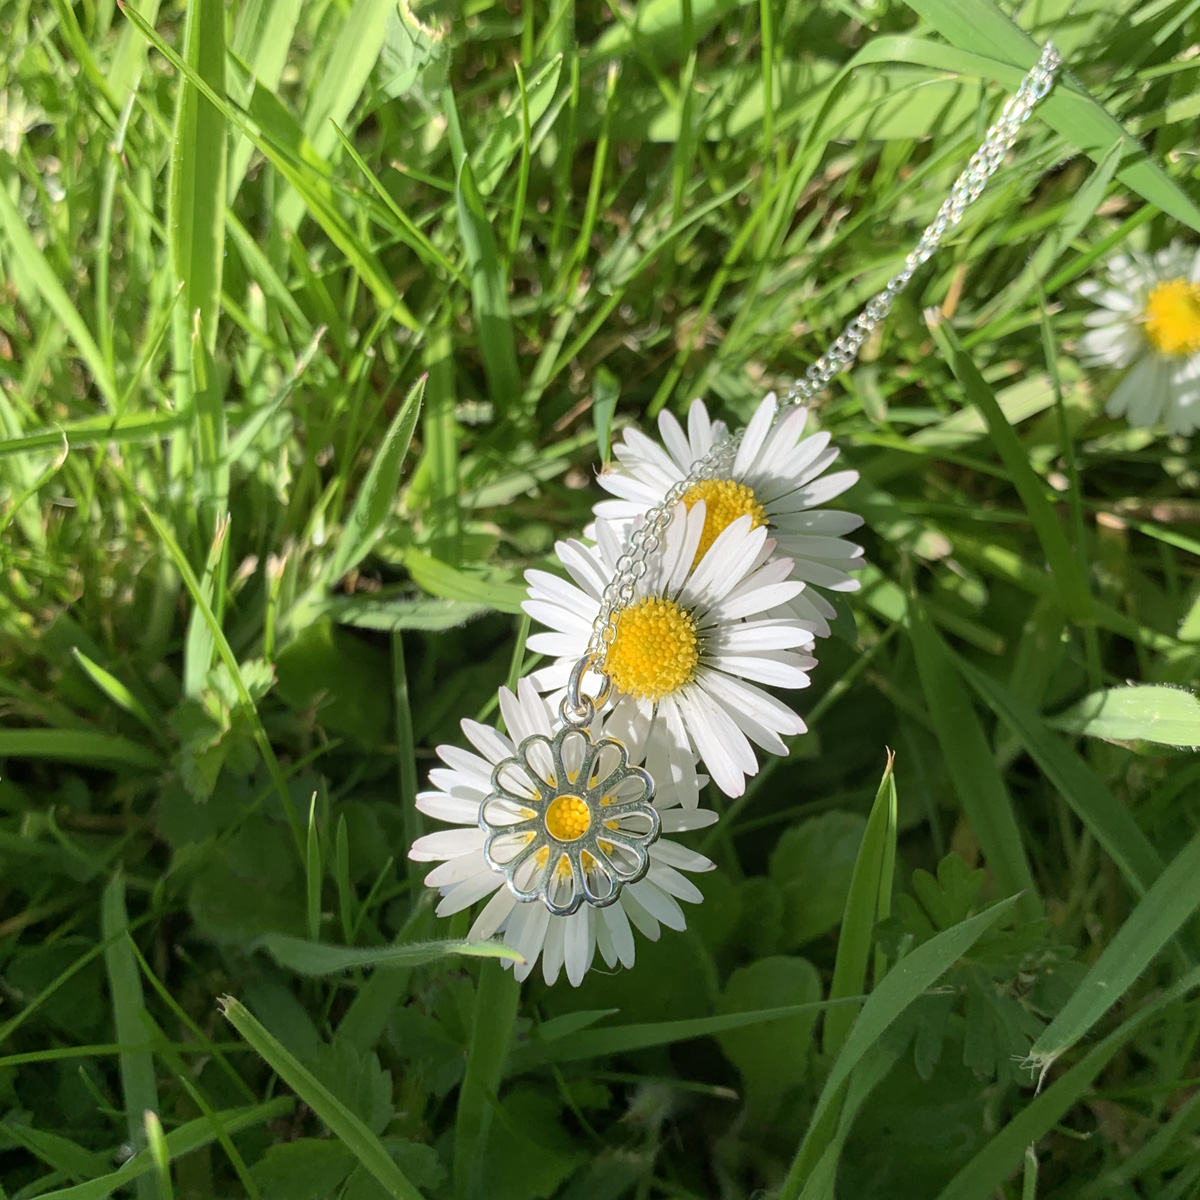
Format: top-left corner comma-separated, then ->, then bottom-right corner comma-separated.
257,933 -> 523,975
715,956 -> 822,1102
1050,685 -> 1200,749
769,811 -> 867,946
323,593 -> 489,633
401,550 -> 529,614
250,1139 -> 354,1200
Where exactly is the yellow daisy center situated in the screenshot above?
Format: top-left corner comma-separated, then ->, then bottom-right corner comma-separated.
680,478 -> 768,565
606,597 -> 699,701
1144,278 -> 1200,356
545,795 -> 591,841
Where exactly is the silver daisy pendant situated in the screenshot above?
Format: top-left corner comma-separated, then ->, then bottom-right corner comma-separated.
479,688 -> 661,917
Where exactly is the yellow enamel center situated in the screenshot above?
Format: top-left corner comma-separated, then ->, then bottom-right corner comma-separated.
545,795 -> 591,841
680,478 -> 768,565
606,596 -> 699,701
1144,278 -> 1200,356
534,845 -> 575,879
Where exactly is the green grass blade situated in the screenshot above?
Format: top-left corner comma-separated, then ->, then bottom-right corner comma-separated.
909,605 -> 1041,920
275,0 -> 390,230
455,961 -> 521,1200
823,753 -> 898,1057
0,184 -> 118,408
335,815 -> 355,944
902,1 -> 1200,233
139,1014 -> 260,1200
305,795 -> 321,942
0,412 -> 186,459
169,0 -> 226,356
107,0 -> 162,99
70,649 -> 163,743
0,1120 -> 110,1181
1027,829 -> 1200,1080
443,88 -> 522,414
0,730 -> 162,769
957,659 -> 1166,897
167,0 -> 228,560
418,322 -> 463,561
512,997 -> 867,1071
143,1113 -> 173,1200
780,895 -> 1023,1197
32,1099 -> 293,1200
101,878 -> 160,1200
136,497 -> 303,854
118,2 -> 417,331
1022,1147 -> 1038,1200
220,996 -> 424,1200
227,0 -> 303,198
182,514 -> 229,698
329,374 -> 426,581
227,327 -> 326,463
258,933 -> 522,975
1050,685 -> 1200,748
329,123 -> 463,282
927,314 -> 1091,623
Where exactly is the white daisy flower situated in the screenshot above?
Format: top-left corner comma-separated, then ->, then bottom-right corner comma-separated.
408,678 -> 717,986
1079,240 -> 1200,435
523,504 -> 816,802
592,393 -> 864,637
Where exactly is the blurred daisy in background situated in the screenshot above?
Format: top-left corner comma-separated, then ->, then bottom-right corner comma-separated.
408,679 -> 716,986
1080,240 -> 1200,435
592,393 -> 864,638
524,505 -> 814,802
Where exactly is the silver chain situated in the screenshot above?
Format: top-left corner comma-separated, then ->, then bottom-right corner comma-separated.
579,42 -> 1062,681
783,42 -> 1061,407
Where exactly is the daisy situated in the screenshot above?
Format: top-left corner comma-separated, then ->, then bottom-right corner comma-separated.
408,678 -> 717,986
592,393 -> 864,637
1079,240 -> 1200,435
523,504 -> 816,802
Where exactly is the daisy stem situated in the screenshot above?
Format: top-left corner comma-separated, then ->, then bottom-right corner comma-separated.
454,960 -> 521,1200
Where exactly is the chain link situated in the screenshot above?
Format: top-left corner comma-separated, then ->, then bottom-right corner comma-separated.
580,42 -> 1062,684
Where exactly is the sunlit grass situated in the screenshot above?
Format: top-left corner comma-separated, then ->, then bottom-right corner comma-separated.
1,0 -> 1199,1197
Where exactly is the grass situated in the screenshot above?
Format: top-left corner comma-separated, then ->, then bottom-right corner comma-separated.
1,0 -> 1199,1198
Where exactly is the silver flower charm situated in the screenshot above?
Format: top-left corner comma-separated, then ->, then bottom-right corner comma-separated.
479,722 -> 660,916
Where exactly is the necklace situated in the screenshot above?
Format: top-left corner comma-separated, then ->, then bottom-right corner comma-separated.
409,44 -> 1062,978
